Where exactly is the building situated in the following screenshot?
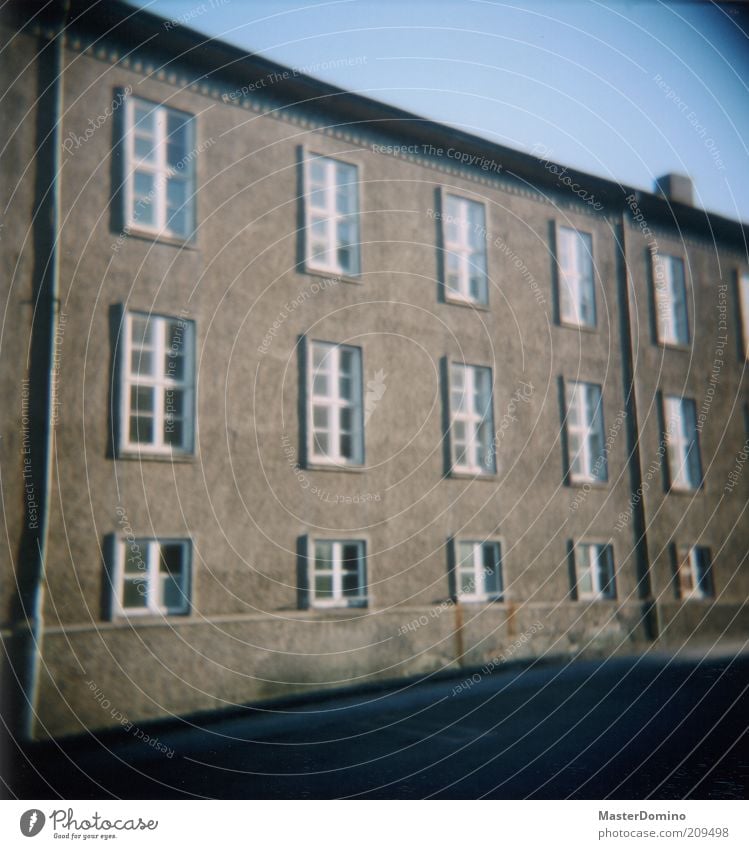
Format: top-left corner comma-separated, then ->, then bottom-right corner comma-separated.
1,0 -> 748,742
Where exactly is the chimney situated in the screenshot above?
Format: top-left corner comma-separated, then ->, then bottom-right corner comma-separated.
655,173 -> 693,206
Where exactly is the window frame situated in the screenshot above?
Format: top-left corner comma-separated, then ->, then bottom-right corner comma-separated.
555,223 -> 597,329
112,536 -> 192,618
123,95 -> 196,242
675,544 -> 714,600
652,252 -> 690,347
453,538 -> 504,602
573,541 -> 616,601
563,379 -> 607,484
308,538 -> 368,609
118,310 -> 196,457
663,394 -> 702,492
440,190 -> 489,306
302,149 -> 361,278
447,361 -> 496,475
305,338 -> 364,467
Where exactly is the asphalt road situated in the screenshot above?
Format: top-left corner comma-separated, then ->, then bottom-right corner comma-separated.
11,650 -> 749,799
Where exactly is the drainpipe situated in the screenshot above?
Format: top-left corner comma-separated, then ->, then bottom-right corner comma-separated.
18,0 -> 67,742
617,209 -> 658,641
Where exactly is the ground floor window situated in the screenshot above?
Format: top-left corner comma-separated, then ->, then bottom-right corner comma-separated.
113,537 -> 191,616
310,539 -> 367,607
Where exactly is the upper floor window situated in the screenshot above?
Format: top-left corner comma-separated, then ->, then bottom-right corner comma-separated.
454,540 -> 503,601
653,253 -> 689,346
304,153 -> 360,277
442,194 -> 488,305
112,537 -> 191,617
307,340 -> 364,466
124,97 -> 195,240
309,539 -> 367,608
564,381 -> 606,483
449,363 -> 495,474
739,271 -> 749,359
675,545 -> 714,600
557,226 -> 595,327
119,311 -> 195,456
572,542 -> 616,600
663,395 -> 702,491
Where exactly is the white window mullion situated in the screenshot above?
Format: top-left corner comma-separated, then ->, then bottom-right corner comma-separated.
332,542 -> 342,601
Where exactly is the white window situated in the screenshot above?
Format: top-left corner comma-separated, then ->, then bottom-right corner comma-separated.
653,253 -> 689,345
573,542 -> 615,600
564,381 -> 606,483
124,97 -> 195,239
307,341 -> 363,465
443,194 -> 488,304
676,545 -> 714,600
304,153 -> 359,276
113,537 -> 191,616
739,271 -> 749,358
454,540 -> 503,601
663,395 -> 702,490
450,363 -> 495,474
557,226 -> 596,327
120,311 -> 195,455
309,540 -> 367,608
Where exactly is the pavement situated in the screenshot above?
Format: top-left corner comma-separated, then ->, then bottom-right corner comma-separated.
9,647 -> 749,799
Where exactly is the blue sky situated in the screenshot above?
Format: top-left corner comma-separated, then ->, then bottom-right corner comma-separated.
126,0 -> 749,221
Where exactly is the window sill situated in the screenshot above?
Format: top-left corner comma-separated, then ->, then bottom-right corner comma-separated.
303,264 -> 361,286
117,449 -> 196,463
667,484 -> 704,495
305,461 -> 365,473
443,293 -> 489,312
308,602 -> 369,612
567,477 -> 608,489
113,610 -> 190,620
122,224 -> 198,251
558,319 -> 598,333
456,596 -> 504,604
655,340 -> 691,352
448,470 -> 498,481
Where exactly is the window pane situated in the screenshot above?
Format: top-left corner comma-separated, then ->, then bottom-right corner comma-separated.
131,385 -> 154,412
129,416 -> 154,443
313,406 -> 329,429
125,545 -> 147,575
340,433 -> 353,459
134,135 -> 157,161
340,407 -> 352,432
314,574 -> 334,598
315,541 -> 333,566
313,433 -> 329,455
131,316 -> 153,346
159,544 -> 184,574
339,376 -> 352,400
164,419 -> 184,447
483,543 -> 501,595
162,575 -> 185,610
312,344 -> 330,368
123,578 -> 148,608
134,104 -> 156,134
131,350 -> 154,375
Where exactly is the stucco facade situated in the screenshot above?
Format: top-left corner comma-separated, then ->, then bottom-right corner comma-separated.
1,1 -> 747,741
